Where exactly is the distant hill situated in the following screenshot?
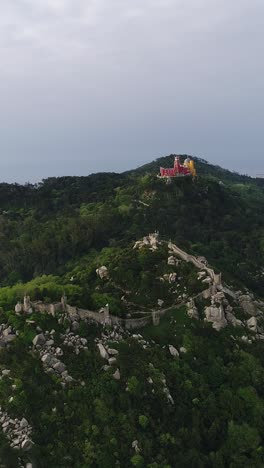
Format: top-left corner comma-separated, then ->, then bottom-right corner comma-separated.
127,154 -> 254,183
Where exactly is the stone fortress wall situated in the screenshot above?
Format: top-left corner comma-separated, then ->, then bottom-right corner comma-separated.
16,295 -> 157,330
15,236 -> 224,330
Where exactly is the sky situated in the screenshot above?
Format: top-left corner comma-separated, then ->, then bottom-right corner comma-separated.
0,0 -> 264,183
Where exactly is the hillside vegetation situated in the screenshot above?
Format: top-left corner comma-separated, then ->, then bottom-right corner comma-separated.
0,155 -> 263,467
0,155 -> 263,300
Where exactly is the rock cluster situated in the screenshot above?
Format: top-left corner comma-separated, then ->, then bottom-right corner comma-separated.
187,299 -> 199,319
95,326 -> 127,347
95,330 -> 123,379
162,273 -> 177,284
0,407 -> 33,451
133,232 -> 160,251
132,440 -> 141,454
161,376 -> 174,405
204,291 -> 239,331
131,334 -> 150,349
32,332 -> 74,385
204,303 -> 227,331
96,342 -> 119,369
167,256 -> 181,266
238,294 -> 264,316
60,333 -> 88,355
0,324 -> 16,348
197,271 -> 206,281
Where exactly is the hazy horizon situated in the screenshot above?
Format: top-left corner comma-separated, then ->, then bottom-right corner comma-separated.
0,153 -> 262,185
1,0 -> 264,183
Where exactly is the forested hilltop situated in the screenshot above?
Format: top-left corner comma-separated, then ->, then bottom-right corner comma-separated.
0,155 -> 263,467
0,155 -> 263,298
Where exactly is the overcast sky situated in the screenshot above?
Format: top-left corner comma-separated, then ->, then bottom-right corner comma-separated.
0,0 -> 264,182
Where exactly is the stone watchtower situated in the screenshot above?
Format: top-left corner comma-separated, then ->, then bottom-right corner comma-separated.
103,304 -> 112,326
61,294 -> 67,312
23,296 -> 32,314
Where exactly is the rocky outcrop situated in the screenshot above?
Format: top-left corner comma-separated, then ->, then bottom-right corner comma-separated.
0,324 -> 16,348
61,333 -> 88,355
97,343 -> 109,360
163,273 -> 177,284
238,295 -> 260,316
167,256 -> 181,266
169,345 -> 179,358
113,368 -> 121,380
33,333 -> 46,346
32,331 -> 74,385
96,266 -> 109,280
187,299 -> 199,319
132,440 -> 141,453
0,407 -> 33,451
204,304 -> 227,331
247,316 -> 258,332
133,232 -> 160,251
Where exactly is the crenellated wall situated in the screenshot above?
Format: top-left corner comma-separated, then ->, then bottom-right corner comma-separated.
168,242 -> 222,286
15,239 -> 222,331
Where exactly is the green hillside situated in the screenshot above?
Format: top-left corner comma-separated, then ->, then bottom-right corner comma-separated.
0,155 -> 263,298
0,155 -> 263,468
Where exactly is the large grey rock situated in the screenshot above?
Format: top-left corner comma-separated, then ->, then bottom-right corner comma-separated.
48,356 -> 59,367
33,334 -> 46,346
226,311 -> 242,327
247,316 -> 258,332
41,354 -> 52,366
169,345 -> 179,358
45,339 -> 54,347
3,327 -> 12,337
3,335 -> 16,345
108,357 -> 117,366
108,348 -> 119,356
53,362 -> 66,374
71,321 -> 79,332
15,303 -> 23,314
20,418 -> 28,429
113,369 -> 121,380
239,295 -> 256,316
65,376 -> 74,384
55,347 -> 63,356
97,343 -> 109,360
96,266 -> 109,280
21,439 -> 33,451
204,305 -> 227,331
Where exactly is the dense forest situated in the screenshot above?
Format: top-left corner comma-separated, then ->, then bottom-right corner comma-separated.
0,155 -> 263,299
0,155 -> 263,467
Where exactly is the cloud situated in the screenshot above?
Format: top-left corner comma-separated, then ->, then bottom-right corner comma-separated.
1,0 -> 263,74
0,0 -> 263,179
